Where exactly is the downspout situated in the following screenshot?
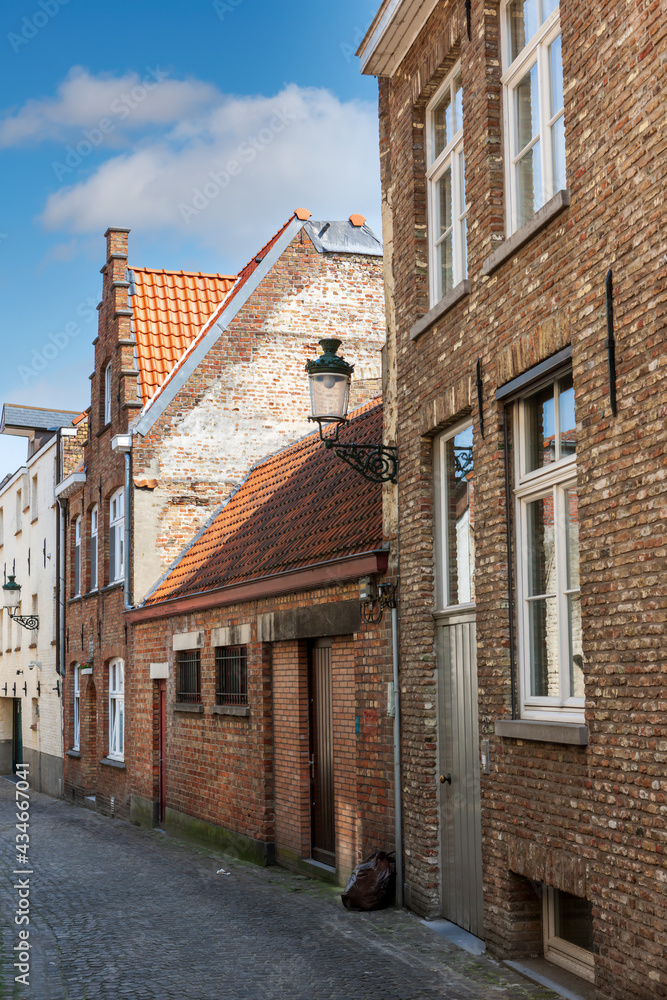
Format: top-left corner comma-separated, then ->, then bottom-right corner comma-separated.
123,451 -> 132,610
391,601 -> 403,908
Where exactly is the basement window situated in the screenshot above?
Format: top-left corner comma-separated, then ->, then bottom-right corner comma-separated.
543,887 -> 594,983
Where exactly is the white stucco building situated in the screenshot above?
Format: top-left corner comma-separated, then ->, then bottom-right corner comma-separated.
0,405 -> 80,796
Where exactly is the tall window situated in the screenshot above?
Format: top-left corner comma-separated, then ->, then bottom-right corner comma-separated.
426,64 -> 468,304
73,516 -> 81,597
176,650 -> 201,704
515,369 -> 581,719
103,362 -> 112,426
108,658 -> 124,761
0,508 -> 4,546
90,505 -> 98,591
502,0 -> 566,232
16,490 -> 22,532
73,667 -> 80,751
215,646 -> 248,705
109,489 -> 124,584
434,422 -> 475,610
31,475 -> 38,516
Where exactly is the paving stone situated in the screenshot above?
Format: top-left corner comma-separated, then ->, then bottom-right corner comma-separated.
0,780 -> 559,999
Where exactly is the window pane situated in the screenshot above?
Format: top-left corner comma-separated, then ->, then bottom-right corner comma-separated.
526,496 -> 555,596
438,235 -> 454,297
552,113 -> 566,193
565,486 -> 579,589
516,139 -> 542,225
528,596 -> 559,696
541,0 -> 559,23
525,384 -> 556,471
553,891 -> 594,952
453,73 -> 463,134
515,63 -> 540,154
444,426 -> 474,606
568,593 -> 584,697
549,35 -> 564,115
508,0 -> 538,62
559,373 -> 576,458
437,168 -> 453,235
432,89 -> 451,159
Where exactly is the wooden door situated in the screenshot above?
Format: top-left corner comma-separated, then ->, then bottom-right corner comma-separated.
309,640 -> 335,867
437,612 -> 484,936
12,699 -> 23,774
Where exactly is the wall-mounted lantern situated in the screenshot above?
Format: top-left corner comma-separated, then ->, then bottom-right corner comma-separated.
305,339 -> 398,484
2,575 -> 39,631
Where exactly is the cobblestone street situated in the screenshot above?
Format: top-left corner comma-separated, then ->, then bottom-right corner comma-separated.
0,781 -> 558,1000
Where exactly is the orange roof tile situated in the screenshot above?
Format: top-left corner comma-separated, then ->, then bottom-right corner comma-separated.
145,400 -> 384,606
140,214 -> 296,412
131,268 -> 236,400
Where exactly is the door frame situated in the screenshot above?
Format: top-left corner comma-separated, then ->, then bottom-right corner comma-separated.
158,679 -> 166,825
12,698 -> 23,774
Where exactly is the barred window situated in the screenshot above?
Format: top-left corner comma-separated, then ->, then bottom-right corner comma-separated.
215,646 -> 247,706
177,650 -> 201,704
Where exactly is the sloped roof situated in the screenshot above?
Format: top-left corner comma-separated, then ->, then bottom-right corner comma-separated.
145,400 -> 384,606
136,216 -> 295,416
1,405 -> 82,437
130,268 -> 236,400
303,219 -> 382,256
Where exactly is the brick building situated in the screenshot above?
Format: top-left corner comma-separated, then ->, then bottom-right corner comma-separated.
57,210 -> 386,824
359,1 -> 666,997
125,402 -> 396,882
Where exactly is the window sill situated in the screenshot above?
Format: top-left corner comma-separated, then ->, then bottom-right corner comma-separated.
102,581 -> 124,593
209,704 -> 250,717
495,719 -> 588,745
96,422 -> 112,438
66,749 -> 81,759
100,756 -> 125,769
29,643 -> 36,649
410,280 -> 470,342
174,703 -> 204,713
483,189 -> 570,276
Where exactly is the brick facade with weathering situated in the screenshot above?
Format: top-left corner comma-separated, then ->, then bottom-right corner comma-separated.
126,403 -> 396,883
60,214 -> 387,835
361,0 -> 666,996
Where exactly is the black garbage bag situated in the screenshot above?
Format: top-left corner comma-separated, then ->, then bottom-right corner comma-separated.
341,851 -> 396,911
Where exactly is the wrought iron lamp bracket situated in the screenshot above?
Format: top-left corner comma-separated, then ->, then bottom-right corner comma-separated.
9,614 -> 39,632
310,418 -> 398,485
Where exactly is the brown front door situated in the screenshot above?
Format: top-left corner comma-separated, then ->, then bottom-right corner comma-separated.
309,639 -> 335,867
158,680 -> 166,825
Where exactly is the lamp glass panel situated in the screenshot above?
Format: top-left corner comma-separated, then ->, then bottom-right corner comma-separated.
309,372 -> 350,421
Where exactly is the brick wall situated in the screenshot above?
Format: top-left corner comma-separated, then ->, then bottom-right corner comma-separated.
130,580 -> 396,883
372,0 -> 667,995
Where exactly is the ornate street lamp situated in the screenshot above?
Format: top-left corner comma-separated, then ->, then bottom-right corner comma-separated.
305,339 -> 398,484
2,575 -> 39,631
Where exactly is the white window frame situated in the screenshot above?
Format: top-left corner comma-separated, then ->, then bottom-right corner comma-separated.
543,887 -> 594,983
514,372 -> 582,721
109,488 -> 125,584
433,419 -> 475,614
74,516 -> 81,598
108,657 -> 124,761
90,505 -> 98,592
501,1 -> 565,234
426,62 -> 468,306
104,362 -> 112,426
73,667 -> 80,751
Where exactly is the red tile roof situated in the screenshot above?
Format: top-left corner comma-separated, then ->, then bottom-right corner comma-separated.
139,214 -> 296,412
131,268 -> 236,401
145,400 -> 384,606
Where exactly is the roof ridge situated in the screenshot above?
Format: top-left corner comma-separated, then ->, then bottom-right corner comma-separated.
131,266 -> 236,279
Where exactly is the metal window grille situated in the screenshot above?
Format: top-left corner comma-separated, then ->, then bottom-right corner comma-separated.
177,650 -> 201,703
215,646 -> 247,706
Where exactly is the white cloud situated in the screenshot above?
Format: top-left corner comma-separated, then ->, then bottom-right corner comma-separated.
39,83 -> 382,252
0,66 -> 218,147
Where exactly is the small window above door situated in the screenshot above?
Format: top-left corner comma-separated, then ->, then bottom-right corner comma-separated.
434,421 -> 475,611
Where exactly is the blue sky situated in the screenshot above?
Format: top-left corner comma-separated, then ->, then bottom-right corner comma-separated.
0,0 -> 381,476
